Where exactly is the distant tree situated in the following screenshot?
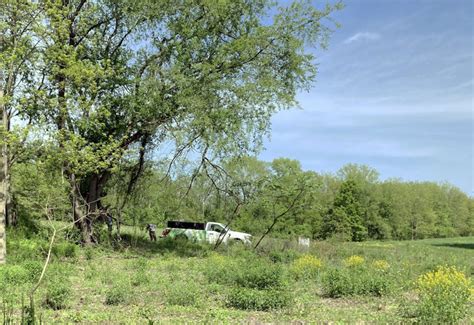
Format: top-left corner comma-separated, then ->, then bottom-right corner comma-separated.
254,158 -> 318,248
322,179 -> 367,241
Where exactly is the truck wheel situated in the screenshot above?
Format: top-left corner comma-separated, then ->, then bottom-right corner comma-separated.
231,238 -> 243,245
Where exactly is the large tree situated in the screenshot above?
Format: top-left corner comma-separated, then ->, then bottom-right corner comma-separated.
24,0 -> 342,243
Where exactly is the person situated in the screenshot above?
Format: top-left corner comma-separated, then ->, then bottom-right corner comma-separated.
106,214 -> 113,235
146,223 -> 157,242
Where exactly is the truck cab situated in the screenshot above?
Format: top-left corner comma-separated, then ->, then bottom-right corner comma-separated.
205,222 -> 252,244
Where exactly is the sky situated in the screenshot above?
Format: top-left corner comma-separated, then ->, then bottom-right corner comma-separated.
260,0 -> 473,195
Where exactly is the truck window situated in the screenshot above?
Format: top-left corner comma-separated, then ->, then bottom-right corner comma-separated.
210,224 -> 224,233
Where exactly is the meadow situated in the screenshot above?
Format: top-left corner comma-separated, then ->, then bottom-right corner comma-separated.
1,228 -> 473,324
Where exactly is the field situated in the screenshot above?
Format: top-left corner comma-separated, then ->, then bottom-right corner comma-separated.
1,230 -> 473,324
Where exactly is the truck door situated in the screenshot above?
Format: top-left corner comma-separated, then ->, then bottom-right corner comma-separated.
207,223 -> 226,244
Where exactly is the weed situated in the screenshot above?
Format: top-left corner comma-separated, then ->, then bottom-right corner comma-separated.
164,281 -> 200,307
344,255 -> 365,267
44,279 -> 71,310
290,255 -> 323,280
105,283 -> 130,305
414,265 -> 472,323
226,287 -> 291,311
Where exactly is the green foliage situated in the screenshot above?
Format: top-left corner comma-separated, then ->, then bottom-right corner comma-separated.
233,262 -> 285,290
164,281 -> 200,307
322,265 -> 393,298
414,266 -> 472,323
44,279 -> 71,310
6,235 -> 49,262
52,242 -> 77,259
269,248 -> 300,264
21,260 -> 43,282
105,283 -> 130,305
0,265 -> 31,287
131,271 -> 149,287
84,247 -> 94,260
104,160 -> 472,244
321,268 -> 353,298
205,254 -> 286,290
226,287 -> 291,311
130,258 -> 150,287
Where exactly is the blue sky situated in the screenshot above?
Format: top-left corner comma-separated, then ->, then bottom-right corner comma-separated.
260,0 -> 473,195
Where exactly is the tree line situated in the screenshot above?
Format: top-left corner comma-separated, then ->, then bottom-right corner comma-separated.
12,156 -> 473,242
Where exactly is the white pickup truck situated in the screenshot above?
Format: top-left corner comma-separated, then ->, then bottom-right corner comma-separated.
160,221 -> 252,245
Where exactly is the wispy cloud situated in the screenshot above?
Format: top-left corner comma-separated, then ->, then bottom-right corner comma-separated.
344,32 -> 381,44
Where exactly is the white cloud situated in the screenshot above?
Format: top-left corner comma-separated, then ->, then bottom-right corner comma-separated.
344,32 -> 381,44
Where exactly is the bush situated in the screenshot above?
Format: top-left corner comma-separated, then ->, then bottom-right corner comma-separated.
234,262 -> 285,290
155,237 -> 211,258
44,279 -> 71,310
164,281 -> 200,307
290,255 -> 323,280
322,266 -> 393,298
52,242 -> 77,259
22,260 -> 43,282
0,265 -> 31,287
357,269 -> 392,296
322,268 -> 353,298
7,237 -> 49,261
105,283 -> 130,305
414,266 -> 472,323
226,287 -> 291,311
203,253 -> 235,285
268,249 -> 300,264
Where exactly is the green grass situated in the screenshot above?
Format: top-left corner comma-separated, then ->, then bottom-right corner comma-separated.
1,230 -> 473,323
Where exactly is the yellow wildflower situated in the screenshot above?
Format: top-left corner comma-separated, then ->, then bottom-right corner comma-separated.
344,255 -> 365,267
291,254 -> 323,279
372,259 -> 390,271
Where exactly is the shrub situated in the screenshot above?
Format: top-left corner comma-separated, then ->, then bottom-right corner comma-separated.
415,266 -> 472,323
44,279 -> 71,310
290,255 -> 323,280
0,265 -> 30,286
203,253 -> 235,285
164,281 -> 200,307
105,284 -> 129,305
234,262 -> 285,290
268,249 -> 300,264
322,268 -> 353,297
226,287 -> 291,311
22,260 -> 43,282
357,269 -> 392,296
52,242 -> 77,259
322,266 -> 393,298
7,237 -> 49,261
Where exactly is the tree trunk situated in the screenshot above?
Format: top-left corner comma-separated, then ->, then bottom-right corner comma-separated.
69,173 -> 92,245
4,148 -> 11,228
70,172 -> 111,244
0,78 -> 6,263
